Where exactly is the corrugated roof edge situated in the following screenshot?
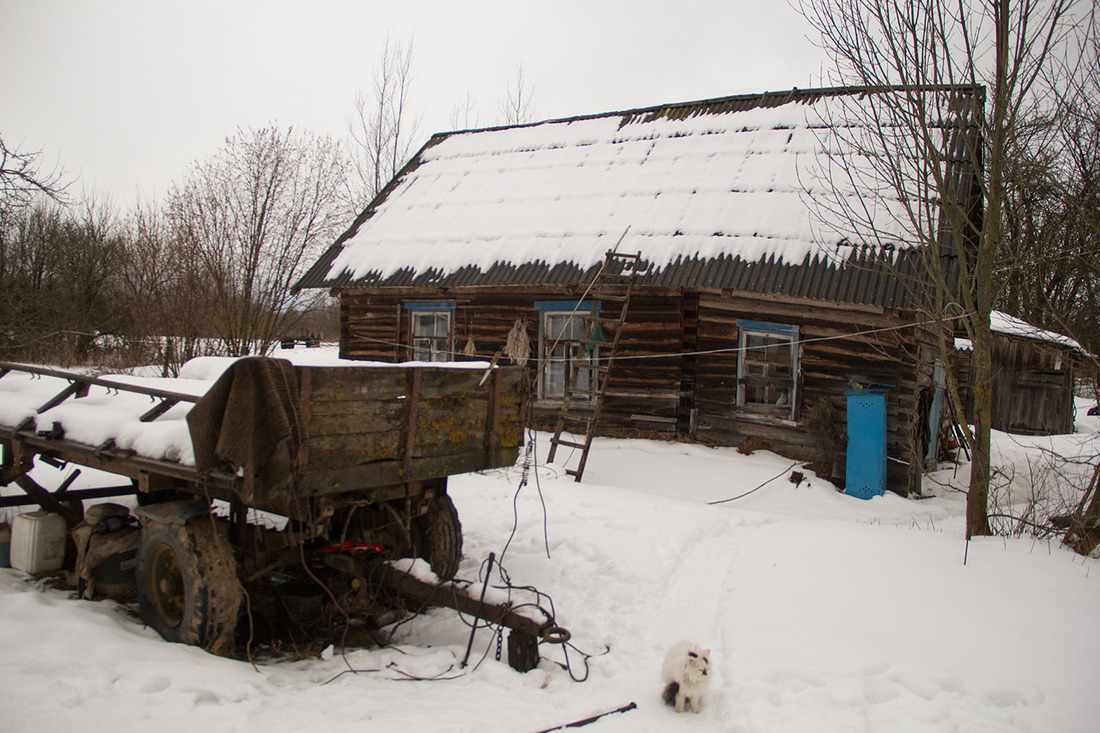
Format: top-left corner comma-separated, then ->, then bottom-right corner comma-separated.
293,84 -> 982,295
303,247 -> 955,311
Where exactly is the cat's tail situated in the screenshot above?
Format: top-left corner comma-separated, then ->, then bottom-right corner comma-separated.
661,681 -> 679,707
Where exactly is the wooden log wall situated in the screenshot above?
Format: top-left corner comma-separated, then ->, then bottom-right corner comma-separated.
695,293 -> 937,494
338,286 -> 689,435
338,286 -> 939,495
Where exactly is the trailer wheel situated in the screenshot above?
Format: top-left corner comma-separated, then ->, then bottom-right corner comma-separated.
136,519 -> 242,656
413,493 -> 463,581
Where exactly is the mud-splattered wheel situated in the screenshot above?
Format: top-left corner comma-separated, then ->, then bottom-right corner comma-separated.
136,519 -> 242,656
413,493 -> 463,581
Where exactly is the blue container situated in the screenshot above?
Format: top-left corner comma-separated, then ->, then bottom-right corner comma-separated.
845,386 -> 890,499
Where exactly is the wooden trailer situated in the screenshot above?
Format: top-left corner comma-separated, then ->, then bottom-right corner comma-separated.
0,357 -> 562,670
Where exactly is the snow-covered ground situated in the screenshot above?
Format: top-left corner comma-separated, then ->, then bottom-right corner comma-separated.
1,353 -> 1098,732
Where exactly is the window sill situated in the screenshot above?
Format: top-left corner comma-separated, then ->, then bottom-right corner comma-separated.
734,409 -> 799,427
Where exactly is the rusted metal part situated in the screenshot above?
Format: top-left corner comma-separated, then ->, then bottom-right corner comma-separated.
533,702 -> 638,732
0,360 -> 203,410
0,484 -> 139,509
0,428 -> 240,496
12,474 -> 82,527
372,561 -> 554,640
133,499 -> 211,526
140,398 -> 181,422
461,552 -> 496,668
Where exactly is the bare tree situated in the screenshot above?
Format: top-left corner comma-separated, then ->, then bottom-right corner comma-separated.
166,126 -> 349,357
0,135 -> 69,212
499,62 -> 537,125
450,90 -> 481,130
347,34 -> 420,209
798,0 -> 1084,537
1000,28 -> 1100,359
0,195 -> 124,364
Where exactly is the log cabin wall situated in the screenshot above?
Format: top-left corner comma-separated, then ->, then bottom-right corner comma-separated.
338,286 -> 689,431
338,286 -> 937,495
693,293 -> 935,495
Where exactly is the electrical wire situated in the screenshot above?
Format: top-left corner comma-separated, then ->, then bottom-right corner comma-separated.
707,461 -> 803,505
336,310 -> 977,366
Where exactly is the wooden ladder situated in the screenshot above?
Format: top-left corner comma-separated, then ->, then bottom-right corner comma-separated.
547,250 -> 643,481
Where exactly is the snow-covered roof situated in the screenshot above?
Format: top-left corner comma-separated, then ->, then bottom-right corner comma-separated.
954,312 -> 1085,353
990,311 -> 1085,351
298,87 -> 979,307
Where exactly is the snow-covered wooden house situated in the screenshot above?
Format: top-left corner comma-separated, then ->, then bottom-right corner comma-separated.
296,86 -> 983,494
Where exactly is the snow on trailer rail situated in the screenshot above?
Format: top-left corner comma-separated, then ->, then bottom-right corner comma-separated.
0,357 -> 565,670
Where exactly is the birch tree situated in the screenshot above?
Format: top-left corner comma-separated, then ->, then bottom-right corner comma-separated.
797,0 -> 1086,537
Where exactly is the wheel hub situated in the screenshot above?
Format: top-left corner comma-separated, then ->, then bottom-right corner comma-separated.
147,543 -> 185,629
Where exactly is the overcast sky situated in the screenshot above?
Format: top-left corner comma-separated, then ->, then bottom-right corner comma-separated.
1,1 -> 830,209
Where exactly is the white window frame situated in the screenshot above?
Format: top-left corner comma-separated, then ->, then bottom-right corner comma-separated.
736,320 -> 799,421
537,302 -> 597,403
406,302 -> 454,362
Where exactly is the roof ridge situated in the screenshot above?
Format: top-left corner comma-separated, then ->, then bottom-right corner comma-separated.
443,83 -> 986,137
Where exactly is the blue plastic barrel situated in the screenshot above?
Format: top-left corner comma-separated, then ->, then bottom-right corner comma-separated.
845,386 -> 890,499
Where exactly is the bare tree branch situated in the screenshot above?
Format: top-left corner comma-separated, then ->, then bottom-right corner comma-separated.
0,135 -> 70,211
797,0 -> 1087,537
346,33 -> 421,209
499,62 -> 536,125
166,126 -> 349,356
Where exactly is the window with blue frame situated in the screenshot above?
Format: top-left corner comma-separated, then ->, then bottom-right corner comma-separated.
737,320 -> 799,420
536,301 -> 597,402
406,302 -> 455,362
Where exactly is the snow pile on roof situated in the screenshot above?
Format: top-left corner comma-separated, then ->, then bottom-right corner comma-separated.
323,93 -> 922,284
991,311 -> 1084,351
954,312 -> 1083,353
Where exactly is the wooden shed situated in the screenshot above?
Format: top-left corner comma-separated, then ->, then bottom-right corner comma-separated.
956,311 -> 1087,436
296,87 -> 983,495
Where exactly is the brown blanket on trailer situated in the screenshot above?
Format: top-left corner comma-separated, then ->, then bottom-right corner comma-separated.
187,357 -> 301,504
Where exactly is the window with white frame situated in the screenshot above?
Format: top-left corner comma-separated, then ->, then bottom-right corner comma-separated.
736,320 -> 799,420
537,302 -> 597,402
406,302 -> 454,362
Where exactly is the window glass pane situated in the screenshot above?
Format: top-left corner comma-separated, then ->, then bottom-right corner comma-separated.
540,310 -> 595,400
737,324 -> 797,418
410,310 -> 451,362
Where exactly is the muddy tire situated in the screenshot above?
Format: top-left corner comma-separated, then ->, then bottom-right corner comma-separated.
413,493 -> 463,581
136,518 -> 241,656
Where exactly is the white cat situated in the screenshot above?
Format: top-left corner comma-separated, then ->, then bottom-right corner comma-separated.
661,641 -> 711,713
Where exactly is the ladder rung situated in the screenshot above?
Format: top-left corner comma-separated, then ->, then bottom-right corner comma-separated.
552,438 -> 587,450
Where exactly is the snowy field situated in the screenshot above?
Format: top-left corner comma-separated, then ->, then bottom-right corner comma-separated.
1,352 -> 1098,732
